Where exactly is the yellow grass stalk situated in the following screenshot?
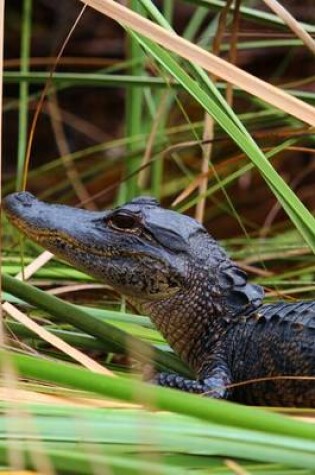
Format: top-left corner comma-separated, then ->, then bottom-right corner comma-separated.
15,250 -> 54,280
2,301 -> 114,376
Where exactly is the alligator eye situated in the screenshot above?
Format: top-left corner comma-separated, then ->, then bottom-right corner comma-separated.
108,213 -> 138,231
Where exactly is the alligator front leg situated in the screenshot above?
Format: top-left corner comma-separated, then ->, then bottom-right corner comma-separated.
153,364 -> 232,398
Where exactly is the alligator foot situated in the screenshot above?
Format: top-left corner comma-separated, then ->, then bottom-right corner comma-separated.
153,372 -> 230,398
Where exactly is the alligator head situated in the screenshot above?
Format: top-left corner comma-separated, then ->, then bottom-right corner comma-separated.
3,192 -> 264,368
3,192 -> 202,299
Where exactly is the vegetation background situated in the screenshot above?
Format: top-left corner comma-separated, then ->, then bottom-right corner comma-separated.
2,0 -> 315,473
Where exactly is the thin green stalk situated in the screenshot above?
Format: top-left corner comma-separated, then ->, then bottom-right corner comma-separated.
187,0 -> 315,32
16,0 -> 32,190
120,1 -> 147,202
184,6 -> 210,41
163,0 -> 174,24
4,71 -> 176,87
4,72 -> 315,102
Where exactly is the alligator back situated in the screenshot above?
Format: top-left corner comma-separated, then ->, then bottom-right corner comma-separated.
229,301 -> 315,406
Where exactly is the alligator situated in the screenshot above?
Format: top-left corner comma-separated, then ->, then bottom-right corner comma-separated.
3,191 -> 315,406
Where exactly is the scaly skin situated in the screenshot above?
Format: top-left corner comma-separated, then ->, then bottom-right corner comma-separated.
3,192 -> 315,406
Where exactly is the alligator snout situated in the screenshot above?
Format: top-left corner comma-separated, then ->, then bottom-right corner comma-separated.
3,191 -> 37,215
3,191 -> 52,237
3,191 -> 105,244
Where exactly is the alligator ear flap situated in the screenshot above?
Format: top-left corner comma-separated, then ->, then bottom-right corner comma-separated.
228,284 -> 264,319
149,224 -> 189,253
219,264 -> 264,321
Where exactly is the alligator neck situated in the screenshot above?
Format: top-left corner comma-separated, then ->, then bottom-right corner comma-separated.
134,235 -> 264,372
137,275 -> 224,372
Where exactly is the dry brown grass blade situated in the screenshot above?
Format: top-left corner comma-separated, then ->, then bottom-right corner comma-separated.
79,0 -> 315,126
2,302 -> 114,376
47,283 -> 108,295
262,0 -> 315,55
0,387 -> 139,408
242,247 -> 311,265
195,0 -> 231,223
224,459 -> 251,475
23,5 -> 87,191
0,472 -> 40,474
48,91 -> 98,210
266,286 -> 315,298
15,250 -> 54,280
172,172 -> 208,207
196,117 -> 213,223
138,90 -> 169,188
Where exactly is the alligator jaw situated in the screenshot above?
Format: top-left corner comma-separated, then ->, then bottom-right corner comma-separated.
3,191 -> 102,250
2,191 -> 116,270
3,192 -> 187,301
3,192 -> 53,242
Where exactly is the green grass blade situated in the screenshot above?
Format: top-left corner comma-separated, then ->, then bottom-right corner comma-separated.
16,0 -> 32,190
187,0 -> 315,32
121,0 -> 315,250
129,33 -> 315,251
2,273 -> 190,376
2,350 -> 315,447
120,1 -> 147,202
0,403 -> 314,471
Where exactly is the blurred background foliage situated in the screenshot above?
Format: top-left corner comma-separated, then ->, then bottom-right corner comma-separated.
3,0 -> 314,236
1,1 -> 315,472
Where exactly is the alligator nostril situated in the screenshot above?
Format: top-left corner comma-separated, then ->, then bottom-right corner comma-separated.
13,191 -> 36,207
2,192 -> 37,214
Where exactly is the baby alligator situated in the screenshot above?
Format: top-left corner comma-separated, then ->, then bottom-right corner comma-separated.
3,192 -> 315,406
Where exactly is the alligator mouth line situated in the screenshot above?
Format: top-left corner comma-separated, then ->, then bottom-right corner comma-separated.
6,212 -> 157,261
6,212 -> 112,257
